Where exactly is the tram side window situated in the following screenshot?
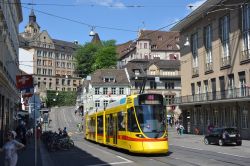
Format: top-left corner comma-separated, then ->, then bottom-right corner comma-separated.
127,108 -> 139,132
97,116 -> 103,134
87,120 -> 91,131
118,112 -> 126,131
90,118 -> 95,133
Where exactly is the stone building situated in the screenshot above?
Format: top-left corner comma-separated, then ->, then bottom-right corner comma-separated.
117,30 -> 180,68
82,69 -> 130,114
117,30 -> 181,113
19,10 -> 81,101
124,59 -> 181,110
0,0 -> 23,146
172,0 -> 250,139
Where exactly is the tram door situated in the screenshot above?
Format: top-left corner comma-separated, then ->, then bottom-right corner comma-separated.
106,115 -> 111,143
113,114 -> 118,145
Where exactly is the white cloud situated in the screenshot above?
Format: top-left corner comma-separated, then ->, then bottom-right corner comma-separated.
76,0 -> 126,9
187,0 -> 206,11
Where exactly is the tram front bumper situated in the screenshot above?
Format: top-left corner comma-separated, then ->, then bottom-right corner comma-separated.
142,141 -> 168,154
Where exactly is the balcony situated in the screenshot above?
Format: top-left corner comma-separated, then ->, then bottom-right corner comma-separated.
174,87 -> 250,105
205,62 -> 213,74
220,56 -> 231,69
240,49 -> 250,64
192,67 -> 199,78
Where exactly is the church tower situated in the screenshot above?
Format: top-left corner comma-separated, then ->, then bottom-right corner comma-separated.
24,9 -> 40,38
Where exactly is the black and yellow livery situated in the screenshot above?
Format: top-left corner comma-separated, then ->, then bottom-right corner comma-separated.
85,93 -> 168,154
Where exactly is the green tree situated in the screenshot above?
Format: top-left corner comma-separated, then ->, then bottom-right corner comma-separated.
94,45 -> 117,70
74,40 -> 117,77
74,43 -> 99,77
46,90 -> 76,107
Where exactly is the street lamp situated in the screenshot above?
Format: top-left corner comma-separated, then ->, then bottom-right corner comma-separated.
89,26 -> 95,36
32,81 -> 38,166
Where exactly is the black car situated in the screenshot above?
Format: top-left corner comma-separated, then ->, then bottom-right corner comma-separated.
204,128 -> 242,146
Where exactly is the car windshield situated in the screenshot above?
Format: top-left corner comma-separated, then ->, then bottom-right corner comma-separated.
135,105 -> 166,134
212,128 -> 223,134
212,128 -> 238,134
224,128 -> 238,134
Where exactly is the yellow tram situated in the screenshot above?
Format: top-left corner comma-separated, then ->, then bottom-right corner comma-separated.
85,93 -> 168,154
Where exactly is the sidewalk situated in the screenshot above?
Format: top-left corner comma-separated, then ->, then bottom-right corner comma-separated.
168,126 -> 250,146
0,138 -> 43,166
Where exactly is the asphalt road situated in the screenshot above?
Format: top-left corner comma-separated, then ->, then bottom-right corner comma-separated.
41,106 -> 250,166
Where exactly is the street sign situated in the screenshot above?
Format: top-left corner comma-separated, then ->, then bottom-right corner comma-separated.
16,75 -> 33,90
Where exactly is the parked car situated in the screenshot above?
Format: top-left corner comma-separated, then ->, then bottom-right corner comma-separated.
204,128 -> 242,146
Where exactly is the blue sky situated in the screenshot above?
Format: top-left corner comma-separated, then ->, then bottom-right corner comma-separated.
19,0 -> 205,45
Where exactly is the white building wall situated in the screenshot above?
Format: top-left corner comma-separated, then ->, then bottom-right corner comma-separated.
19,48 -> 34,74
84,85 -> 130,114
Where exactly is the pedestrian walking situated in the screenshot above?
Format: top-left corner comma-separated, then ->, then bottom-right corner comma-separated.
77,123 -> 82,132
207,124 -> 214,134
0,131 -> 25,166
176,123 -> 180,135
179,124 -> 185,135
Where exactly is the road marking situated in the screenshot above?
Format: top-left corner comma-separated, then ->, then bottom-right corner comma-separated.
81,142 -> 111,155
215,152 -> 249,158
116,155 -> 133,163
170,144 -> 249,159
87,155 -> 133,166
79,142 -> 133,166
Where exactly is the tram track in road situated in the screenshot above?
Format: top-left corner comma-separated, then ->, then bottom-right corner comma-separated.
74,139 -> 134,166
149,156 -> 201,166
75,138 -> 203,166
57,107 -> 249,166
77,138 -> 250,166
169,145 -> 250,166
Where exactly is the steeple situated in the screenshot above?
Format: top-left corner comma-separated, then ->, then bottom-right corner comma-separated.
29,9 -> 36,23
24,9 -> 40,37
91,33 -> 102,45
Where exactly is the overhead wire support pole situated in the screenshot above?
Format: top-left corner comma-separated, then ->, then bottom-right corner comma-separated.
138,64 -> 147,94
33,84 -> 37,166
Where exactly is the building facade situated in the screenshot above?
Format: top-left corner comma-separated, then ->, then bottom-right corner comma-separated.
82,69 -> 130,114
0,0 -> 23,146
124,59 -> 181,114
19,10 -> 81,101
117,30 -> 180,68
117,30 -> 181,114
172,0 -> 250,139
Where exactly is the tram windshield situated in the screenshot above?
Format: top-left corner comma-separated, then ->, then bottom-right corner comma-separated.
135,105 -> 166,137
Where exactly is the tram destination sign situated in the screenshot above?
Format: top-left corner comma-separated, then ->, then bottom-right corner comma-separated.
138,94 -> 163,105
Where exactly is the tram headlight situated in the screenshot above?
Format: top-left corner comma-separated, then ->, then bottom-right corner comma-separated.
136,134 -> 145,138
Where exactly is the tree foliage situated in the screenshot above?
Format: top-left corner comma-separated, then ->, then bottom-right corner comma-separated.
74,43 -> 99,77
74,40 -> 117,77
94,46 -> 117,70
46,90 -> 76,107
